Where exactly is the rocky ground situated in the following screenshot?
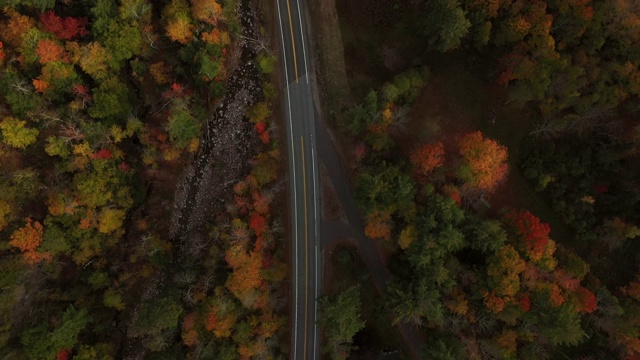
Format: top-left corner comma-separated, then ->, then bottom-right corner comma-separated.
170,0 -> 263,261
122,1 -> 266,357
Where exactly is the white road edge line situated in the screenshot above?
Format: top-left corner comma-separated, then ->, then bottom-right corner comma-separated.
311,140 -> 319,360
295,0 -> 309,84
276,1 -> 299,358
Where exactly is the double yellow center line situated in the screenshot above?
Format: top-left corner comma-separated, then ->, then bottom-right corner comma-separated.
286,0 -> 299,83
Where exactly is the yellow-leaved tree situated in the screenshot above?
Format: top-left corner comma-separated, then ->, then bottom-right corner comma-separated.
191,0 -> 223,24
0,117 -> 39,149
97,208 -> 126,234
164,0 -> 194,44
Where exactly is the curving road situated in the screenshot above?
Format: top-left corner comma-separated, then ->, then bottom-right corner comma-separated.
275,0 -> 321,358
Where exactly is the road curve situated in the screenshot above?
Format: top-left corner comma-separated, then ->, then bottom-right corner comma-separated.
275,0 -> 321,358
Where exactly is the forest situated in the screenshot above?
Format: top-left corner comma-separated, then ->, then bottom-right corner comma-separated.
2,0 -> 640,359
0,0 -> 288,359
311,0 -> 640,359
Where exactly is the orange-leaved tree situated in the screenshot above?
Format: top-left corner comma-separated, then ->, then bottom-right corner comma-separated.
9,217 -> 50,264
201,28 -> 230,45
33,79 -> 49,93
191,0 -> 223,24
166,16 -> 194,44
410,141 -> 444,177
364,210 -> 393,241
181,313 -> 198,346
205,298 -> 237,338
457,131 -> 508,191
225,243 -> 264,308
0,9 -> 35,48
35,39 -> 66,64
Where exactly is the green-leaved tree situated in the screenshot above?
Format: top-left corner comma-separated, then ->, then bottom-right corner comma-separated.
318,285 -> 366,360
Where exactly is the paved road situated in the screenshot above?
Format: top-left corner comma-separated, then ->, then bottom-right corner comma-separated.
276,0 -> 423,358
275,0 -> 321,358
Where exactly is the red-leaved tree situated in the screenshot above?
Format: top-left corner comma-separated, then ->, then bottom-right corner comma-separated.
249,212 -> 267,239
39,11 -> 88,40
410,141 -> 445,177
574,286 -> 597,313
92,148 -> 112,160
502,209 -> 551,261
56,349 -> 71,360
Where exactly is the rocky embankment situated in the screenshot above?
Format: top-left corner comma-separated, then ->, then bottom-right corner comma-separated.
170,0 -> 263,260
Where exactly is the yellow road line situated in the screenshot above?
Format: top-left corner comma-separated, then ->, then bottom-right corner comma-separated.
286,0 -> 299,83
301,136 -> 308,359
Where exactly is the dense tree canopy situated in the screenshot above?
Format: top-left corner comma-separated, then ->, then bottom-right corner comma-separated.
0,1 -> 288,358
318,285 -> 366,359
0,117 -> 39,149
342,56 -> 636,357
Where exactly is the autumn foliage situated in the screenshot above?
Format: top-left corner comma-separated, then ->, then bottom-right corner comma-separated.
574,286 -> 597,313
149,62 -> 171,84
457,131 -> 508,191
9,218 -> 50,264
410,141 -> 444,177
191,0 -> 223,24
487,244 -> 525,298
502,209 -> 552,261
181,313 -> 198,346
56,349 -> 71,360
0,9 -> 35,47
166,17 -> 194,44
364,210 -> 392,240
249,212 -> 267,239
35,39 -> 66,64
33,79 -> 50,93
540,282 -> 565,307
254,122 -> 270,144
91,148 -> 113,160
201,29 -> 229,45
519,293 -> 531,312
0,117 -> 39,150
225,243 -> 264,308
484,291 -> 506,313
0,1 -> 285,358
39,11 -> 88,40
205,303 -> 236,338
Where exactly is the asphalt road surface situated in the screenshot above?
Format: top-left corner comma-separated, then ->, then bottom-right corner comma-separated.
275,0 -> 321,358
